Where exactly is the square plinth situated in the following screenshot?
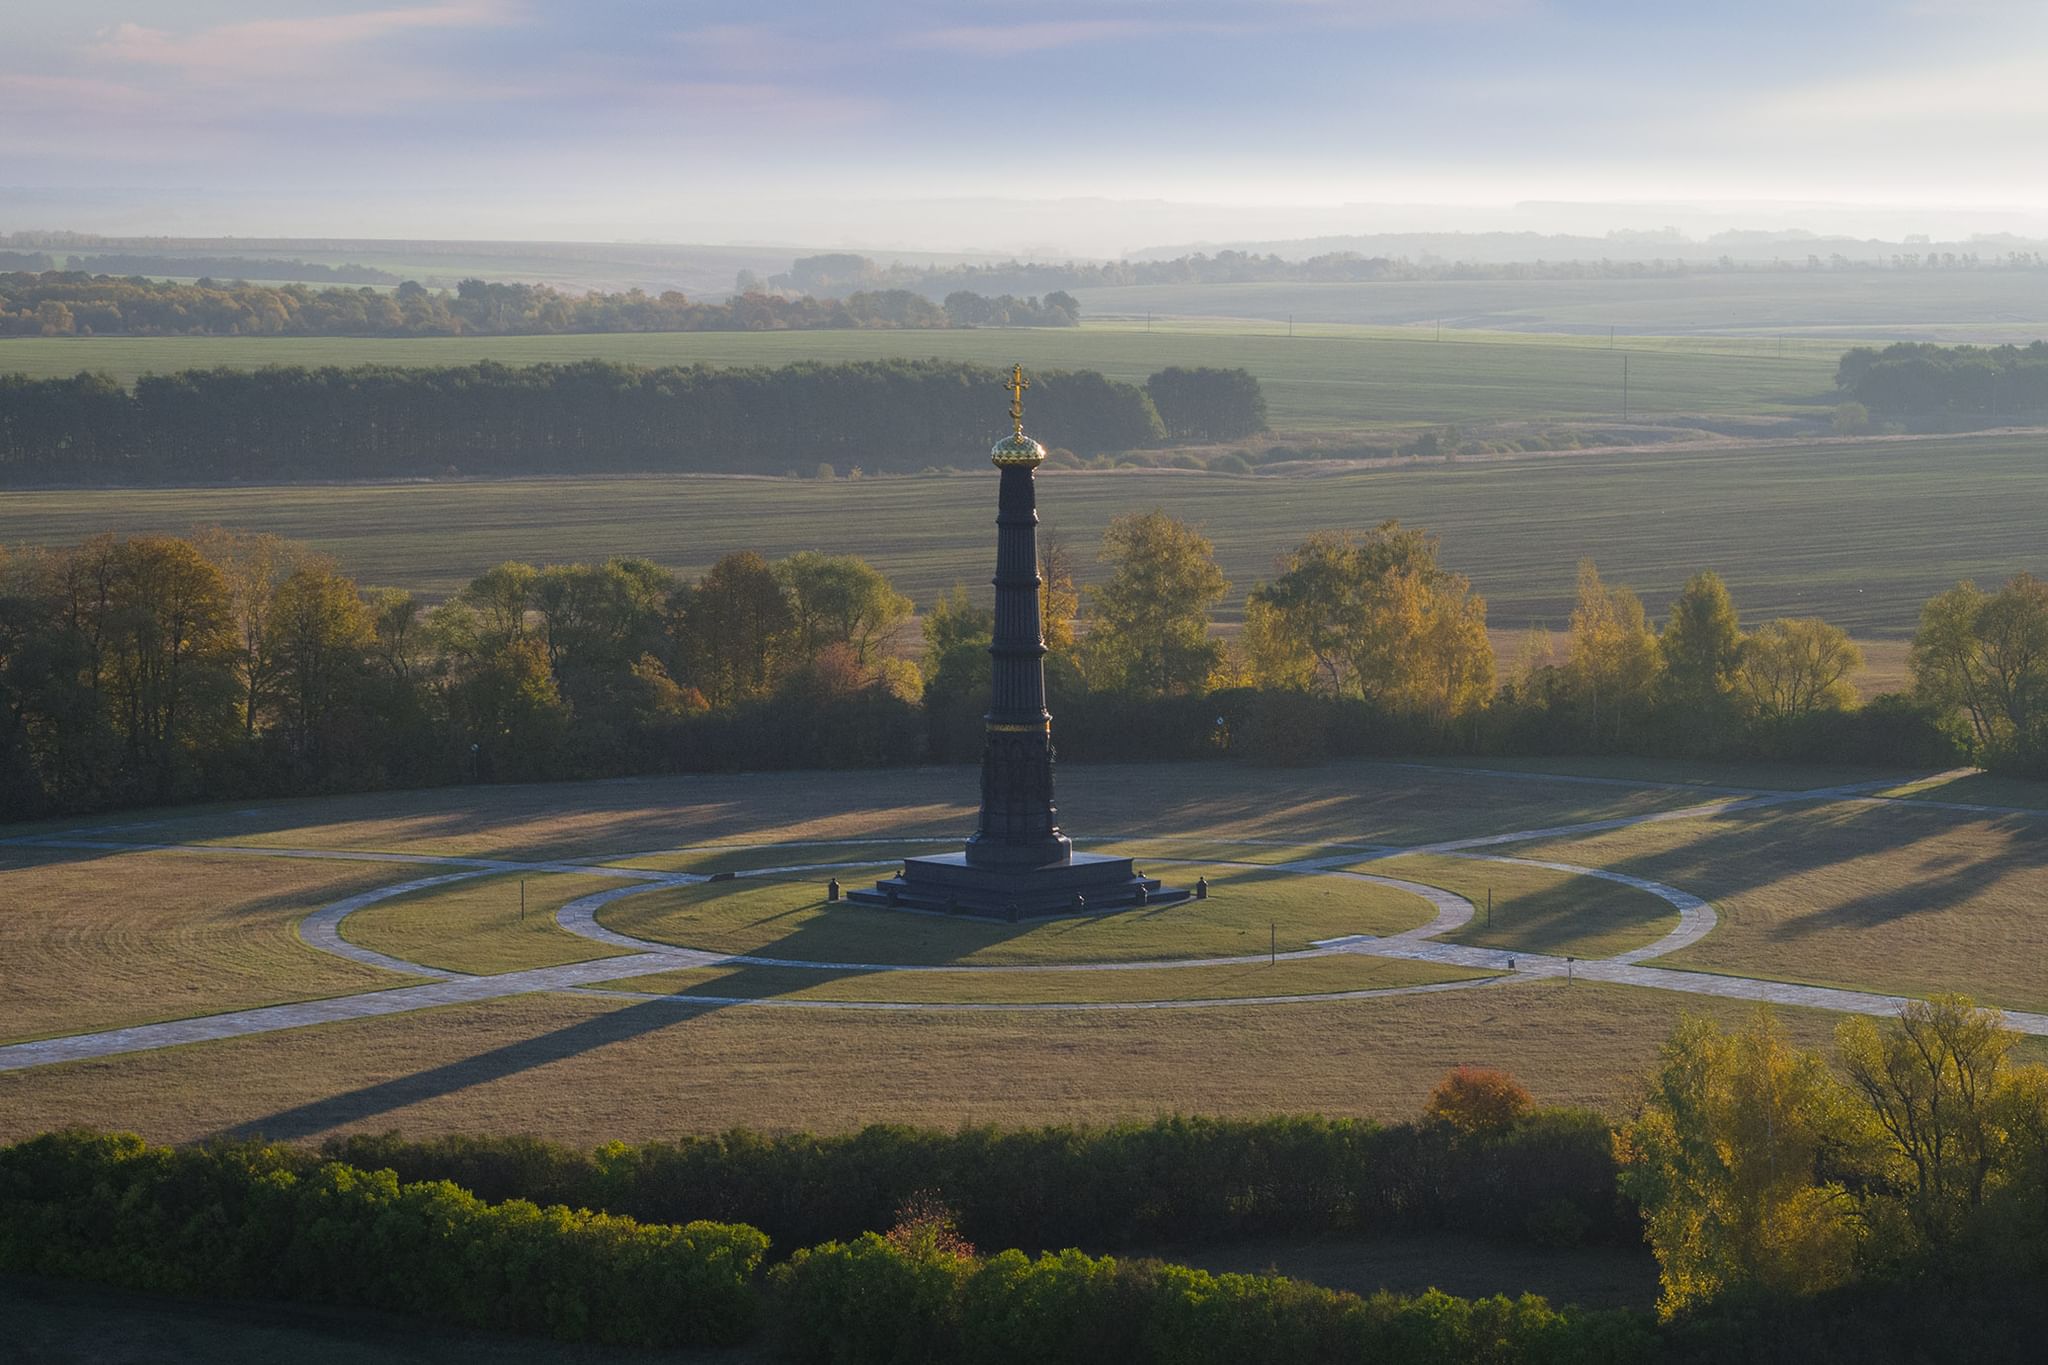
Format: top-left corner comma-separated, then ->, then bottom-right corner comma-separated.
847,851 -> 1190,919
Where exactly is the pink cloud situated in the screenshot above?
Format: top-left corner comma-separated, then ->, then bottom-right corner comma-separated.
92,2 -> 523,77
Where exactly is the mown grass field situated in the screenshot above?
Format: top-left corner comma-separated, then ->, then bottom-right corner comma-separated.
0,318 -> 1843,431
594,863 -> 1434,966
1069,271 -> 2048,340
1522,798 -> 2048,1015
0,979 -> 1865,1144
8,757 -> 2047,1149
0,850 -> 408,1045
7,432 -> 2041,635
342,871 -> 639,975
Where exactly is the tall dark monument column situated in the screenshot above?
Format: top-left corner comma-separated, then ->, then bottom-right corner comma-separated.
965,367 -> 1072,869
850,365 -> 1188,919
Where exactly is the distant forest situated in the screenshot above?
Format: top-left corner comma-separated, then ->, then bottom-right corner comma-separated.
0,252 -> 400,284
0,272 -> 1075,339
0,360 -> 1265,485
1837,341 -> 2048,417
769,247 -> 2048,300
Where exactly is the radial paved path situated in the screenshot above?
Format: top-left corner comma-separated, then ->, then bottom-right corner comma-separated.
4,769 -> 2043,1073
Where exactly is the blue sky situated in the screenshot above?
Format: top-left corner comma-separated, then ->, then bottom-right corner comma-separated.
5,1 -> 2046,251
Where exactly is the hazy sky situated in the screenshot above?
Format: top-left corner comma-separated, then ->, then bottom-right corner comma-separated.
6,0 -> 2047,253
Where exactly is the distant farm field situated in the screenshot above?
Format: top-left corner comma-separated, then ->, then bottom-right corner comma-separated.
5,432 -> 2041,635
1070,272 -> 2048,341
0,320 -> 1842,432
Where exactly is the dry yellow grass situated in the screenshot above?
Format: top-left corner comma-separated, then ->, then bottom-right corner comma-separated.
341,872 -> 640,974
0,850 -> 409,1043
1521,798 -> 2048,1011
0,981 -> 1896,1146
1366,852 -> 1678,958
596,864 -> 1432,966
590,954 -> 1484,1004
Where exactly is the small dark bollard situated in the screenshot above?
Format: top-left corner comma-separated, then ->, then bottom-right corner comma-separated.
1134,884 -> 1149,906
1194,876 -> 1210,901
826,878 -> 841,903
1007,902 -> 1021,924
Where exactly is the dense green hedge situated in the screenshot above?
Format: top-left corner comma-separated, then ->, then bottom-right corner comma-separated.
323,1112 -> 1633,1256
0,1131 -> 767,1348
771,1234 -> 1656,1365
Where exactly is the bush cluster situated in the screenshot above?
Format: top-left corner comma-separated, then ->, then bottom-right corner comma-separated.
0,1131 -> 768,1348
772,1234 -> 1655,1365
324,1112 -> 1634,1257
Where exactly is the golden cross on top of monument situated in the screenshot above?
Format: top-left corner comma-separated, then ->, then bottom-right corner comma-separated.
1006,363 -> 1028,438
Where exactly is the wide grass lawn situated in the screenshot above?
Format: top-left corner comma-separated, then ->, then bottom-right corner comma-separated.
0,318 -> 1845,432
594,863 -> 1434,965
341,871 -> 641,974
7,433 -> 2042,635
0,980 -> 1883,1145
0,850 -> 409,1044
1520,797 -> 2048,1014
1365,852 -> 1678,960
595,954 -> 1484,1005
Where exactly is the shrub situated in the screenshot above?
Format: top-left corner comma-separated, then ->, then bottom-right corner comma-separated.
0,1131 -> 767,1348
1425,1066 -> 1535,1135
773,1235 -> 1655,1365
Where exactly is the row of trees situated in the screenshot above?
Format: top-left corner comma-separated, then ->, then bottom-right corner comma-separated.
762,249 -> 2048,304
0,271 -> 1068,339
0,254 -> 401,284
3,519 -> 2038,818
1835,341 -> 2048,417
0,360 -> 1268,484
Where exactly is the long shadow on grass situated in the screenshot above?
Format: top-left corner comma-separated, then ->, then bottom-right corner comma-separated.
215,866 -> 1033,1142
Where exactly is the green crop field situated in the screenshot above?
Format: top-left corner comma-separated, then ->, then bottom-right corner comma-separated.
1070,271 -> 2048,341
6,431 -> 2042,635
7,758 -> 2044,1149
0,318 -> 1844,432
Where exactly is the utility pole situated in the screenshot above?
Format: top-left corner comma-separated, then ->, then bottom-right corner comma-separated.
1622,354 -> 1630,421
1287,314 -> 1293,339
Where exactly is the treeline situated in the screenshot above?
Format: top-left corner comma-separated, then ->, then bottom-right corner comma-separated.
765,249 -> 2048,302
0,359 -> 1251,484
0,253 -> 401,284
1835,340 -> 2048,417
7,517 -> 2038,820
0,270 -> 1063,339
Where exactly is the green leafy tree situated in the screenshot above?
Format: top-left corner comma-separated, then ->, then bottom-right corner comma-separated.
780,552 -> 912,665
1566,560 -> 1661,746
920,584 -> 993,682
1910,574 -> 2048,765
1660,570 -> 1743,706
263,564 -> 374,779
676,552 -> 797,708
1738,618 -> 1862,721
1616,1009 -> 1863,1319
1080,510 -> 1228,696
1838,996 -> 2023,1248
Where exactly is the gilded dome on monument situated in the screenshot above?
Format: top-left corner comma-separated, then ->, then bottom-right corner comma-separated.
990,432 -> 1046,467
990,362 -> 1045,467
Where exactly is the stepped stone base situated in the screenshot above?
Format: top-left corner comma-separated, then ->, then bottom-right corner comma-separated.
846,851 -> 1191,920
